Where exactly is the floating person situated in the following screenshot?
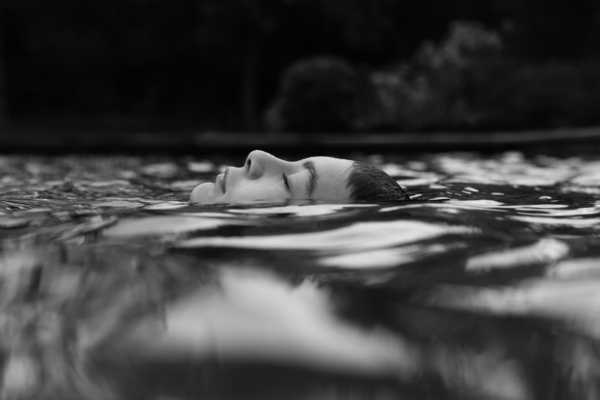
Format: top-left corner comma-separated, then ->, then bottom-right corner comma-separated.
190,150 -> 409,204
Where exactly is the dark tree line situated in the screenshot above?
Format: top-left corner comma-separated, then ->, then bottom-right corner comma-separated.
0,1 -> 7,126
1,0 -> 599,131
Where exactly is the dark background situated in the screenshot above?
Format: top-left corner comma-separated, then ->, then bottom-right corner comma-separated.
1,0 -> 599,138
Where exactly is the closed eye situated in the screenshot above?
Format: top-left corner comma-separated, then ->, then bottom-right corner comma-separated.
282,173 -> 290,191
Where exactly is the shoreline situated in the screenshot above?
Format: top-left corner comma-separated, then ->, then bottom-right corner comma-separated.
0,126 -> 599,155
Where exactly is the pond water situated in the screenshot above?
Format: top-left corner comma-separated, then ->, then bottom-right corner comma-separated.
0,151 -> 599,400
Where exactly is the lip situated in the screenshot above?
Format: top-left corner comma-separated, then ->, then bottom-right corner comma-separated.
215,168 -> 229,194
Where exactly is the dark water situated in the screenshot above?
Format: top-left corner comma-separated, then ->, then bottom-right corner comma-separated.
0,152 -> 599,400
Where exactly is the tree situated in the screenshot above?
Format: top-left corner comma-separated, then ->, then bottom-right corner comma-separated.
192,0 -> 412,130
0,2 -> 7,126
267,57 -> 370,132
192,0 -> 289,130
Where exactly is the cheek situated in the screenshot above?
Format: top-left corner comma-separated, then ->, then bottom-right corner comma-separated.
227,180 -> 287,202
313,179 -> 351,201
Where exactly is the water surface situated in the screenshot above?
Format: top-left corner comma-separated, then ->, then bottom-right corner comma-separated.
0,152 -> 599,400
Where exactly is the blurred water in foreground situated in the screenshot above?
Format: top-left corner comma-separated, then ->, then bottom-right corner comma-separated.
0,151 -> 599,400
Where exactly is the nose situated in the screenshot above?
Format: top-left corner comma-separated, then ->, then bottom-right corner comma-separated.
245,150 -> 291,179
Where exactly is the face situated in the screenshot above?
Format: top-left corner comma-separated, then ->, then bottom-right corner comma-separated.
190,150 -> 354,205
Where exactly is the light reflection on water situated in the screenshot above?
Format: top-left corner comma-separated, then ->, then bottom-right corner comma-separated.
0,152 -> 599,400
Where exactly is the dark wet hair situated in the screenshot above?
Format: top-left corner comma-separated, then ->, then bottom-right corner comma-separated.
347,161 -> 410,202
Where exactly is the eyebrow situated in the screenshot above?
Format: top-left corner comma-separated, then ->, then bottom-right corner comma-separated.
302,161 -> 317,198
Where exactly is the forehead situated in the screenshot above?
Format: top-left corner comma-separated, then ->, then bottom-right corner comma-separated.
306,156 -> 353,173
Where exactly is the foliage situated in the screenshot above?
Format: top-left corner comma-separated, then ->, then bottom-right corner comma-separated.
266,57 -> 377,133
1,0 -> 600,131
370,21 -> 600,131
371,21 -> 503,130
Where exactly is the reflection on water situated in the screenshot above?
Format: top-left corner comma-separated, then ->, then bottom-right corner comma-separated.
0,152 -> 599,400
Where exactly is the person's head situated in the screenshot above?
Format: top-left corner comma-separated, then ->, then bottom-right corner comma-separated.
189,150 -> 409,205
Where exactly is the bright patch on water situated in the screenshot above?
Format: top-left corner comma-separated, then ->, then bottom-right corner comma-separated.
0,152 -> 599,400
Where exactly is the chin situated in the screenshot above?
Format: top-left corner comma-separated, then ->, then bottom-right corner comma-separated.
189,183 -> 213,204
